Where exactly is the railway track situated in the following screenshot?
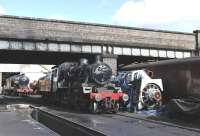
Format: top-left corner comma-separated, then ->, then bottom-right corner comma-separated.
2,96 -> 200,136
117,112 -> 200,133
0,96 -> 105,136
31,105 -> 200,136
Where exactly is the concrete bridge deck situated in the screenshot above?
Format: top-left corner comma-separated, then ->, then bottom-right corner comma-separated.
0,15 -> 198,72
0,15 -> 195,51
0,15 -> 196,60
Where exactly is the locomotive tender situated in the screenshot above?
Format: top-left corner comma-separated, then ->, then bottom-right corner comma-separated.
122,57 -> 200,114
38,57 -> 128,113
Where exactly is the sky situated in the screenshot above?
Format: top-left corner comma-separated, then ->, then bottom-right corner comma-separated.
0,0 -> 199,32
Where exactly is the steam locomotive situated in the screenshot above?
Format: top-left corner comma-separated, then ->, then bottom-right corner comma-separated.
38,57 -> 128,113
3,73 -> 33,96
113,70 -> 163,111
122,57 -> 200,115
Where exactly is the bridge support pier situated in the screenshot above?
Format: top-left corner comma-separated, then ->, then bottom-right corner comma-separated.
193,30 -> 200,56
102,54 -> 118,75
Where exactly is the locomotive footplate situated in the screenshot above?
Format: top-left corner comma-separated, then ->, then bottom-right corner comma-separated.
34,106 -> 200,136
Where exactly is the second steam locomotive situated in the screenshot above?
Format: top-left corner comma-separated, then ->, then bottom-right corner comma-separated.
38,57 -> 128,113
3,73 -> 33,96
112,70 -> 163,111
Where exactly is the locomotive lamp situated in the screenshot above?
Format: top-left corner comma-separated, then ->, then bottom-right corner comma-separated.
95,94 -> 102,102
122,94 -> 129,102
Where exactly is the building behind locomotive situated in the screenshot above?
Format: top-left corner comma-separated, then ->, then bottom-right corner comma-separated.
123,57 -> 200,100
142,58 -> 200,114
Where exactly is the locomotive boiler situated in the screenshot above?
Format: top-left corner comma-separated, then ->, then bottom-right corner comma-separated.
38,57 -> 128,113
57,57 -> 112,87
122,57 -> 200,114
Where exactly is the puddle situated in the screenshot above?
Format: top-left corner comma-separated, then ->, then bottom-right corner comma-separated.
0,104 -> 60,136
30,107 -> 106,136
6,104 -> 30,110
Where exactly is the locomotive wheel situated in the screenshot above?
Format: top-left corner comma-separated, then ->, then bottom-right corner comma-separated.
112,103 -> 119,113
73,92 -> 88,111
141,83 -> 162,109
90,102 -> 98,113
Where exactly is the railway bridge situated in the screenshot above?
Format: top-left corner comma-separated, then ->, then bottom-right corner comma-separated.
0,15 -> 199,74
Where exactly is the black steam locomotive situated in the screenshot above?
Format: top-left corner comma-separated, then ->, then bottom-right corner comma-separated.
38,57 -> 128,113
122,57 -> 200,115
3,73 -> 33,95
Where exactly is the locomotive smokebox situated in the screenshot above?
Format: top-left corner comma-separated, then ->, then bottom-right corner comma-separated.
19,76 -> 30,87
